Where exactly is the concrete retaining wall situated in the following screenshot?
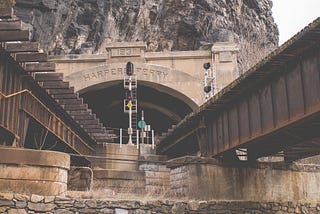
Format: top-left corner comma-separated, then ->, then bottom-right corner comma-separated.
0,147 -> 70,196
168,156 -> 320,201
1,193 -> 320,214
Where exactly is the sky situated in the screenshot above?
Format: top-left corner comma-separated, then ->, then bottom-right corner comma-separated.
272,0 -> 320,45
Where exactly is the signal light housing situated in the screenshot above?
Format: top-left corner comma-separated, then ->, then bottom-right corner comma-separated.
203,62 -> 211,70
126,62 -> 134,76
204,85 -> 212,93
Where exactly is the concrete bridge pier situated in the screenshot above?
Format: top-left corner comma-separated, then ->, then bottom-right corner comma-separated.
87,143 -> 170,195
167,156 -> 320,201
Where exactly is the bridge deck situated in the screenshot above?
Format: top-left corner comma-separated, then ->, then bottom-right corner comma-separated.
158,17 -> 320,161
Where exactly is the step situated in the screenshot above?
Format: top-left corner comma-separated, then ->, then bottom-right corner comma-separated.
93,135 -> 113,141
14,52 -> 47,62
0,20 -> 21,31
0,30 -> 30,41
72,113 -> 96,121
4,42 -> 39,52
57,98 -> 83,105
35,73 -> 63,81
52,93 -> 78,99
24,62 -> 55,72
85,128 -> 107,134
67,109 -> 92,116
81,124 -> 103,129
39,81 -> 70,89
62,104 -> 88,111
77,119 -> 100,125
46,87 -> 75,95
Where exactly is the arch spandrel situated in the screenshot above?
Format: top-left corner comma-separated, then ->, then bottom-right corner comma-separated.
64,62 -> 203,106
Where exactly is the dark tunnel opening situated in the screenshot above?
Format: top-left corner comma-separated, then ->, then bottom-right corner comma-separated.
81,81 -> 195,136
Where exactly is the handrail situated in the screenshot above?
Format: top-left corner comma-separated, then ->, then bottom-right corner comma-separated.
0,89 -> 95,152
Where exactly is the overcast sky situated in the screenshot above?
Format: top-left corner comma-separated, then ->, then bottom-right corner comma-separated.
272,0 -> 320,45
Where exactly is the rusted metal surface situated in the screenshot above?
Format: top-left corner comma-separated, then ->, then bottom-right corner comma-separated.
158,17 -> 320,161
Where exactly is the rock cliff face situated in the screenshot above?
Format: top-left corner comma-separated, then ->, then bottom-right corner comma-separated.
14,0 -> 279,72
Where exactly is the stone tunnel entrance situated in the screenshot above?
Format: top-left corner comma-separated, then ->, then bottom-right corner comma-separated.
80,80 -> 196,137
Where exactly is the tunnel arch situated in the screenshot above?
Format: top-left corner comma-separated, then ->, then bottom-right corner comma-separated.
79,79 -> 198,135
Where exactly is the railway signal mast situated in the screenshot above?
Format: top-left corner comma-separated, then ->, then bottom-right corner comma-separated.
203,62 -> 216,101
124,62 -> 137,145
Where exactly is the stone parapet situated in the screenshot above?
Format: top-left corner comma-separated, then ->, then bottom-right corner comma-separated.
1,193 -> 320,214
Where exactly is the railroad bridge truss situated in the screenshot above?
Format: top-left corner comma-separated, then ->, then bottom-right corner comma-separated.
158,17 -> 320,162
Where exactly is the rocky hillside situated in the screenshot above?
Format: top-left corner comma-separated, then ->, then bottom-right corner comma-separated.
14,0 -> 279,72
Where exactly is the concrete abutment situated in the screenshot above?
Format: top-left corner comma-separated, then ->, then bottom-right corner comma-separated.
167,156 -> 320,201
0,147 -> 70,196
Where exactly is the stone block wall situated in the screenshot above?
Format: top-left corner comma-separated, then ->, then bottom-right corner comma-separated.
169,166 -> 190,198
139,163 -> 170,194
1,193 -> 320,214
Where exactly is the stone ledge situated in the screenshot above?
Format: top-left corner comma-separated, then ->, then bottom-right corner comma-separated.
0,147 -> 70,170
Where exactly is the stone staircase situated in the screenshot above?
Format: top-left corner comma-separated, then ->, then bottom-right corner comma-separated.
0,6 -> 115,148
35,73 -> 117,144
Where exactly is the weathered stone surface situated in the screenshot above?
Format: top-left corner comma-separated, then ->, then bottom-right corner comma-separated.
8,209 -> 27,214
54,209 -> 74,214
85,200 -> 97,208
44,196 -> 55,203
132,209 -> 150,214
0,207 -> 8,213
30,194 -> 44,203
74,201 -> 86,208
171,202 -> 186,214
27,202 -> 56,212
14,201 -> 27,209
0,193 -> 14,200
14,194 -> 29,201
188,201 -> 200,211
14,0 -> 278,72
99,208 -> 113,214
55,196 -> 71,201
0,199 -> 14,206
78,208 -> 97,213
114,208 -> 128,214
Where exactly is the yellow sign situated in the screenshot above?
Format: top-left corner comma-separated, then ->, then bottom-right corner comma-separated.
127,101 -> 133,109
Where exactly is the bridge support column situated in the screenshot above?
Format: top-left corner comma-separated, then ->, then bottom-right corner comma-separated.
167,156 -> 320,201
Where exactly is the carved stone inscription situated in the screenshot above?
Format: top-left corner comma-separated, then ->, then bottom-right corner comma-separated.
110,48 -> 141,57
82,66 -> 169,82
